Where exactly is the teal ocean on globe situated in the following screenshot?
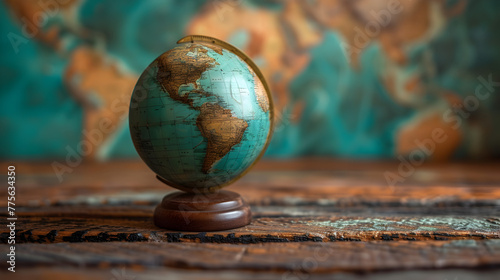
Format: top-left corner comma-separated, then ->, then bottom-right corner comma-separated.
129,38 -> 272,192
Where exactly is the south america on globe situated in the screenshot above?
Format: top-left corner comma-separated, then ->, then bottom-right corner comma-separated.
129,35 -> 274,193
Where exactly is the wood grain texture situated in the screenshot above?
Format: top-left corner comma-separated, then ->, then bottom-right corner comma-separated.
2,160 -> 500,208
2,267 -> 500,280
1,216 -> 499,244
2,240 -> 500,272
153,190 -> 252,231
1,159 -> 500,278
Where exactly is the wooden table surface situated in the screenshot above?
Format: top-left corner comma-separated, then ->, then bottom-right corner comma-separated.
1,159 -> 500,279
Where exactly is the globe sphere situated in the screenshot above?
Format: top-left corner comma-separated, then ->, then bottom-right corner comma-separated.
129,37 -> 273,192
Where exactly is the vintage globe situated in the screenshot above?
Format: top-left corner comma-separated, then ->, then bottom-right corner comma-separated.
129,36 -> 274,193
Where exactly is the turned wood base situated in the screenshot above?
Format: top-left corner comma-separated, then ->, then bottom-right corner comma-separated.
154,190 -> 252,231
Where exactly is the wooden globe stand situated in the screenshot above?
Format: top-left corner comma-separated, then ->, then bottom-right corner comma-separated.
153,176 -> 252,231
129,35 -> 272,232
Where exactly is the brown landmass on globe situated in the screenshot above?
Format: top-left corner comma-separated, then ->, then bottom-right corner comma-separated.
196,103 -> 248,173
156,44 -> 218,108
204,44 -> 224,56
252,70 -> 269,113
155,43 -> 249,173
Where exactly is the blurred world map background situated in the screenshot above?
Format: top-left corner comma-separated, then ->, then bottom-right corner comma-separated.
1,0 -> 500,161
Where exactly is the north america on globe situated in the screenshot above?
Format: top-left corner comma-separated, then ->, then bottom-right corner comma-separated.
129,40 -> 272,192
